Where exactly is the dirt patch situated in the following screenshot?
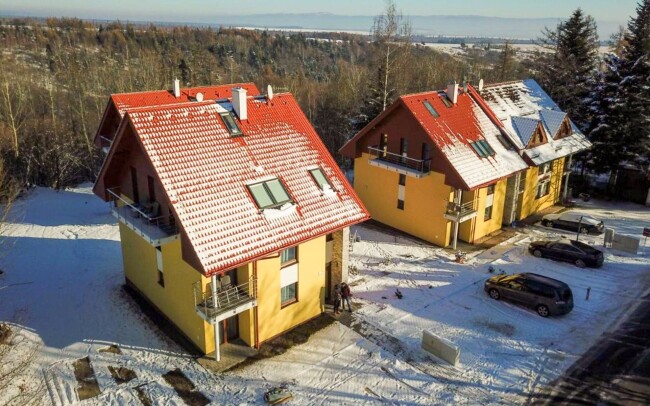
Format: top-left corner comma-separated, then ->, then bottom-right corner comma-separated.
475,320 -> 516,337
72,356 -> 101,400
162,369 -> 209,406
99,344 -> 122,355
230,314 -> 335,371
107,365 -> 136,384
0,323 -> 12,344
134,385 -> 153,406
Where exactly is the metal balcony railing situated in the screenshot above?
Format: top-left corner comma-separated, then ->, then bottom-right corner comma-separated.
193,277 -> 257,322
367,146 -> 431,174
444,200 -> 478,222
106,188 -> 178,244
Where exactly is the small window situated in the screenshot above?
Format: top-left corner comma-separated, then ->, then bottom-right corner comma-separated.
398,174 -> 406,186
470,140 -> 495,158
536,181 -> 550,199
484,205 -> 493,221
247,178 -> 292,209
281,247 -> 297,265
400,138 -> 408,155
487,185 -> 495,195
157,269 -> 165,287
423,100 -> 439,118
397,199 -> 405,210
219,112 -> 242,135
281,283 -> 297,306
326,233 -> 334,242
440,95 -> 453,108
309,167 -> 332,191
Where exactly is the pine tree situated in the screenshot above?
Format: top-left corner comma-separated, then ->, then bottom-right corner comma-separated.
588,0 -> 650,172
537,8 -> 600,131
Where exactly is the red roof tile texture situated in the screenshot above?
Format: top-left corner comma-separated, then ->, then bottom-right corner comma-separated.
121,93 -> 368,276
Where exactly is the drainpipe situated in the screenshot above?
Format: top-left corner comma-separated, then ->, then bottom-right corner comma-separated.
210,274 -> 220,362
253,262 -> 259,350
452,189 -> 462,250
562,154 -> 573,202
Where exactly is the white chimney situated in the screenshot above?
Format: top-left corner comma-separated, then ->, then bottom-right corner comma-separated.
173,78 -> 181,98
478,78 -> 484,92
195,92 -> 204,102
267,84 -> 274,101
446,81 -> 459,104
232,87 -> 248,121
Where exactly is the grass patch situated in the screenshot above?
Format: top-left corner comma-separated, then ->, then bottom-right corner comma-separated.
107,365 -> 136,384
162,369 -> 209,406
72,356 -> 101,400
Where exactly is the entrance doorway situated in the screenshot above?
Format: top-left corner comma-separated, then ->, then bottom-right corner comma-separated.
218,315 -> 239,344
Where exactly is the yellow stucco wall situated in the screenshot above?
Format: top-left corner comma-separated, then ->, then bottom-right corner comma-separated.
353,153 -> 453,247
518,157 -> 564,220
458,179 -> 507,243
255,236 -> 326,344
119,223 -> 213,353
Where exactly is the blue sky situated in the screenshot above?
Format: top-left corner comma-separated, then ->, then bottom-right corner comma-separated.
1,0 -> 638,24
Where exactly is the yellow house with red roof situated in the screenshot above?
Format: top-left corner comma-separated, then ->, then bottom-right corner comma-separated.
340,82 -> 528,248
93,81 -> 369,359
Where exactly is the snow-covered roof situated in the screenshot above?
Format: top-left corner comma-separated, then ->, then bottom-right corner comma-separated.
98,92 -> 369,276
399,89 -> 528,189
481,79 -> 591,164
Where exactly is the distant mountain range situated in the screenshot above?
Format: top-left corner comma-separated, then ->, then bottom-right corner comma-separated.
0,11 -> 623,40
191,13 -> 621,40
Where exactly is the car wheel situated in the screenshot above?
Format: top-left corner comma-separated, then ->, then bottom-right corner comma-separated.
579,227 -> 589,234
575,259 -> 586,268
488,289 -> 500,300
536,305 -> 550,317
533,249 -> 543,258
542,220 -> 552,227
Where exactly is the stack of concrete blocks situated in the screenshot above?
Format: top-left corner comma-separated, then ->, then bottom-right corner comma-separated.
421,330 -> 460,367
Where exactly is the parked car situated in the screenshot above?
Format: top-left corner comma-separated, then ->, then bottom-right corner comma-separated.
528,239 -> 604,268
541,212 -> 604,234
484,273 -> 573,317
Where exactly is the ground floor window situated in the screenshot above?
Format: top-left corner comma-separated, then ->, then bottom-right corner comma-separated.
397,199 -> 404,210
484,205 -> 493,221
280,253 -> 299,307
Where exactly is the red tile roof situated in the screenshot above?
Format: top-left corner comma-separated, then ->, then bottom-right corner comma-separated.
111,83 -> 260,115
101,92 -> 369,276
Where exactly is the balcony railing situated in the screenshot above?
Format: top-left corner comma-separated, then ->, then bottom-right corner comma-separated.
193,277 -> 258,323
107,188 -> 179,245
367,146 -> 431,175
444,200 -> 478,223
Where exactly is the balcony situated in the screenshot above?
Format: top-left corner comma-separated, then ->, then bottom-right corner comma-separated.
107,188 -> 179,246
367,146 -> 431,178
194,277 -> 258,323
444,201 -> 478,223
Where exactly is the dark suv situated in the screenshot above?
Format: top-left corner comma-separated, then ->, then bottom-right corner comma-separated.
484,273 -> 574,317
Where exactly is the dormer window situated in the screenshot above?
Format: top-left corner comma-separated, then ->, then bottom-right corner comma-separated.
470,140 -> 495,158
220,112 -> 243,136
309,167 -> 333,191
247,178 -> 292,209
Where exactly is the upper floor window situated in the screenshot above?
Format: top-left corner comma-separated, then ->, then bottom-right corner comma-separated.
281,246 -> 297,266
220,112 -> 242,136
247,178 -> 292,209
487,184 -> 495,195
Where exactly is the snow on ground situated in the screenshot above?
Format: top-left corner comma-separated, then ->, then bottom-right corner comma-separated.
1,185 -> 649,405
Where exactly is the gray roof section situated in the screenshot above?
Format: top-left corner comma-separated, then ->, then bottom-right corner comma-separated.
511,116 -> 539,146
539,109 -> 567,139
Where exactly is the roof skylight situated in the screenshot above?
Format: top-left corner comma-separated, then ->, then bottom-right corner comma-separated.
220,112 -> 243,136
470,140 -> 495,158
423,100 -> 440,118
309,167 -> 333,191
247,178 -> 292,209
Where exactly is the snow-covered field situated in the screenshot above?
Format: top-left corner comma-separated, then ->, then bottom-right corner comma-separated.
1,185 -> 649,405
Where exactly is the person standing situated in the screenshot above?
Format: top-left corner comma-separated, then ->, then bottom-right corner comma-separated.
341,282 -> 352,312
333,284 -> 342,315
